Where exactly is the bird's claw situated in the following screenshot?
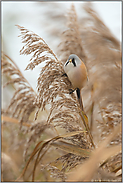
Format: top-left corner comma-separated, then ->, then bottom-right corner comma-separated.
69,89 -> 75,94
62,73 -> 68,77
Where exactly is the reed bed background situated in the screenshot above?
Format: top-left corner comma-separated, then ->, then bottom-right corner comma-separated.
1,2 -> 122,182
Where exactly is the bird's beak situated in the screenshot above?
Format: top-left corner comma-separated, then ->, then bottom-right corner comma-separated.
69,59 -> 72,62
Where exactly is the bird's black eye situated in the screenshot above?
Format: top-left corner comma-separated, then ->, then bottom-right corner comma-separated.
72,58 -> 76,67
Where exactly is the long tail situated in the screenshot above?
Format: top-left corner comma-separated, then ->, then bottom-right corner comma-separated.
76,88 -> 83,111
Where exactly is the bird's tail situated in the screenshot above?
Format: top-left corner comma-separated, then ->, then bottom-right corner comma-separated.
76,88 -> 83,111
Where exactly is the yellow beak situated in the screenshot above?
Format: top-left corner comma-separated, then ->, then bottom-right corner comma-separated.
69,59 -> 72,62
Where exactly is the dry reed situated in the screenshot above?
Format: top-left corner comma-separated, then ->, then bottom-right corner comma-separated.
2,53 -> 36,125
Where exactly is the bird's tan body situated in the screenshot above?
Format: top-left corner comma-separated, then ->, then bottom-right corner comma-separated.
65,61 -> 88,90
64,54 -> 88,111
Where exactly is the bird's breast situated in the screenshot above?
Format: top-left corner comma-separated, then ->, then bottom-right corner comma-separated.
67,64 -> 88,89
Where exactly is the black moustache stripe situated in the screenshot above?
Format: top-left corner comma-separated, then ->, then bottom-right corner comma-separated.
72,58 -> 76,67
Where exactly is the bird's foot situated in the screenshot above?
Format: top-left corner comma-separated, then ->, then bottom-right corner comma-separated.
62,73 -> 68,77
69,88 -> 75,94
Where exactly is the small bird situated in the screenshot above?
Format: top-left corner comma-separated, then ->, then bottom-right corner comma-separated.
63,54 -> 88,110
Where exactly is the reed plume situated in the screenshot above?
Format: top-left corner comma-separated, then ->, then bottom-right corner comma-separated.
58,4 -> 87,64
2,53 -> 36,125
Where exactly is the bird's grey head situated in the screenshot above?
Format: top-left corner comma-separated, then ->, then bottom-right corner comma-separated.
64,54 -> 82,67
